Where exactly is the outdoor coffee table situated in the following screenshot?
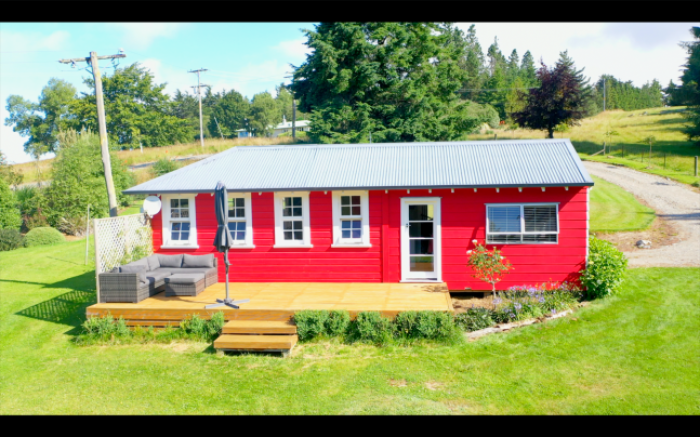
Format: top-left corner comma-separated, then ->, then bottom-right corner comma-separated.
164,273 -> 206,297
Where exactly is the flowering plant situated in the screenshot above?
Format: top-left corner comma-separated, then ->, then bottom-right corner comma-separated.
467,239 -> 513,294
491,281 -> 582,322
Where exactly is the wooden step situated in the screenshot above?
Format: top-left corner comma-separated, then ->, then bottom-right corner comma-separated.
222,320 -> 297,335
214,334 -> 298,352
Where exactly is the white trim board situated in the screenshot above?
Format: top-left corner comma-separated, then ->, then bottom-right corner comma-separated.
400,197 -> 442,282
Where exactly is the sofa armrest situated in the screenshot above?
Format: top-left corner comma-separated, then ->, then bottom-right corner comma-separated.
99,272 -> 140,291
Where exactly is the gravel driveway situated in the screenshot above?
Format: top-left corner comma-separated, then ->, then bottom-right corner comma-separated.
583,161 -> 700,267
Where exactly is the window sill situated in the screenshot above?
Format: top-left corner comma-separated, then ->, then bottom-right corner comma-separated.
400,278 -> 442,283
331,243 -> 372,248
160,244 -> 200,250
273,243 -> 314,249
229,244 -> 256,249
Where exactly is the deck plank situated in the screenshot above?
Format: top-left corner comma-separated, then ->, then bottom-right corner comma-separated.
87,282 -> 452,323
214,334 -> 298,350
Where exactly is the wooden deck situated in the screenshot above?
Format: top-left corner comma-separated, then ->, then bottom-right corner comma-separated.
87,282 -> 453,324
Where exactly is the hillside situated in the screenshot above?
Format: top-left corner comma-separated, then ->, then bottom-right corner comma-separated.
9,107 -> 698,188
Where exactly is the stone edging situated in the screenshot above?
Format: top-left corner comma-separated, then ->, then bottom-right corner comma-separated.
465,302 -> 589,341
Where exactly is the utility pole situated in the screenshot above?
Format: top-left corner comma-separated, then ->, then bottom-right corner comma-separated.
59,51 -> 125,217
284,74 -> 297,141
188,68 -> 209,149
603,79 -> 606,112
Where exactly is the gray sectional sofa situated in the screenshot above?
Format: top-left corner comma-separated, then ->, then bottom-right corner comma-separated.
98,253 -> 218,303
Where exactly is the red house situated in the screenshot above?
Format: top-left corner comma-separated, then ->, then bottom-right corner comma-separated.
123,139 -> 594,291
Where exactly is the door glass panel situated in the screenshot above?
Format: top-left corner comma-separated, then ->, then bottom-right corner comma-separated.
410,256 -> 434,272
409,205 -> 434,221
410,240 -> 433,255
409,222 -> 433,238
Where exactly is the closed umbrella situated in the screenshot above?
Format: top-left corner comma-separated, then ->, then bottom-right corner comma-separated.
205,181 -> 249,309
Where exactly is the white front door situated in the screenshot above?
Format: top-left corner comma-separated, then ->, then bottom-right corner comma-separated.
400,197 -> 442,281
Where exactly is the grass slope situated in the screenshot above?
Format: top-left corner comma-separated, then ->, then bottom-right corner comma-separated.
471,107 -> 699,186
1,241 -> 698,414
589,176 -> 655,233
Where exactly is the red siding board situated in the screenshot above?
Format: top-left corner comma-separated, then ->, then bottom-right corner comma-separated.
151,187 -> 588,289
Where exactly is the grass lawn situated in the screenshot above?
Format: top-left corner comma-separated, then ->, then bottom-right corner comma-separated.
1,240 -> 698,414
589,175 -> 655,233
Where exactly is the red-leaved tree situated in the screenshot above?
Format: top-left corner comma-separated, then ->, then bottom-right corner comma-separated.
512,60 -> 585,138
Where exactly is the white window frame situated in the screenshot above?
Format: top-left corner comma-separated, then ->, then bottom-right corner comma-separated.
331,190 -> 371,248
485,203 -> 559,245
161,194 -> 199,249
273,192 -> 313,248
227,192 -> 255,249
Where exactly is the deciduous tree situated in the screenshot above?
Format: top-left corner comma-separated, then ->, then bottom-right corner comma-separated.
512,60 -> 585,138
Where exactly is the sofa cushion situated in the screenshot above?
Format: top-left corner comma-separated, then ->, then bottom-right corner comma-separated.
145,270 -> 171,283
183,253 -> 214,268
120,265 -> 147,283
145,254 -> 161,271
124,258 -> 149,270
168,267 -> 215,275
158,254 -> 183,268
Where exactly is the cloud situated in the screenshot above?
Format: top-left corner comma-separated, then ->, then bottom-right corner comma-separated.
272,38 -> 312,62
0,29 -> 70,53
107,23 -> 187,50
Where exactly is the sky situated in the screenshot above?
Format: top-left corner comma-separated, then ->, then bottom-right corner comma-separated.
1,22 -> 697,164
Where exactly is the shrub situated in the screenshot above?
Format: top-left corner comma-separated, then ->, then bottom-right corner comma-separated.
82,315 -> 116,336
180,314 -> 207,339
325,310 -> 351,337
45,130 -> 134,227
152,158 -> 181,177
293,310 -> 330,341
0,228 -> 25,251
348,311 -> 393,345
206,311 -> 226,337
395,311 -> 459,340
24,226 -> 65,247
454,307 -> 496,332
579,236 -> 628,299
0,177 -> 22,230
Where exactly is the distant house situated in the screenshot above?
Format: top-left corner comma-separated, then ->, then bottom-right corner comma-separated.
236,116 -> 311,139
123,139 -> 594,290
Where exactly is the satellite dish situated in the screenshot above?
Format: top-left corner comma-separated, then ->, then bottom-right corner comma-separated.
142,196 -> 162,218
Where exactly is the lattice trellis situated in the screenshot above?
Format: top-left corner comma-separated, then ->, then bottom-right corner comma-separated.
93,213 -> 153,301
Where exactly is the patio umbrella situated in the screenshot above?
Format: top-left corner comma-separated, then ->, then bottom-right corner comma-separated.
205,181 -> 250,309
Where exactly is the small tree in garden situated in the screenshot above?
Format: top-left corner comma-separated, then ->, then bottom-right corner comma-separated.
467,239 -> 513,293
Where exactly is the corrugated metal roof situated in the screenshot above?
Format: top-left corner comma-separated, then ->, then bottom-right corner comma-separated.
123,139 -> 594,194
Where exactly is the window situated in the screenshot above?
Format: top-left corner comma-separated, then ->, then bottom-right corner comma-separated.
332,191 -> 371,247
486,204 -> 558,244
273,192 -> 312,248
161,195 -> 198,248
227,193 -> 254,248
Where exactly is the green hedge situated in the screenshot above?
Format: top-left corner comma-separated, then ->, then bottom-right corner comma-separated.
24,227 -> 65,247
293,310 -> 460,345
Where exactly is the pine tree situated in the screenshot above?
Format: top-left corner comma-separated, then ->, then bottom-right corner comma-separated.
520,50 -> 537,87
291,22 -> 480,143
558,50 -> 598,116
506,49 -> 520,84
677,26 -> 700,146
